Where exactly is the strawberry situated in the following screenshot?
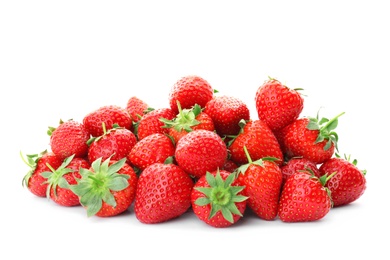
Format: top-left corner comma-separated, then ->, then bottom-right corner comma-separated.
175,130 -> 228,178
279,111 -> 345,164
235,146 -> 283,220
278,170 -> 335,222
41,155 -> 90,206
280,157 -> 320,185
128,133 -> 175,171
136,107 -> 176,140
319,154 -> 367,207
21,150 -> 63,197
134,162 -> 194,224
70,157 -> 138,217
191,169 -> 248,228
87,124 -> 137,163
222,160 -> 239,173
169,75 -> 214,114
161,103 -> 215,144
48,119 -> 90,160
126,96 -> 149,123
204,95 -> 250,136
83,105 -> 132,137
255,77 -> 304,131
229,120 -> 283,165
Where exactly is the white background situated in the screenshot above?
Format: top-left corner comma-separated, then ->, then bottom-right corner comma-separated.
1,1 -> 388,259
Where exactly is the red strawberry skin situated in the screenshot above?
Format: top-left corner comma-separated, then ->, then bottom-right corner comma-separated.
136,108 -> 176,140
175,130 -> 227,178
134,163 -> 194,224
229,120 -> 283,165
88,128 -> 137,163
319,157 -> 366,207
83,105 -> 132,137
128,133 -> 175,171
204,95 -> 250,136
126,96 -> 149,123
50,120 -> 90,160
169,75 -> 214,114
278,171 -> 332,222
255,78 -> 303,131
281,158 -> 320,185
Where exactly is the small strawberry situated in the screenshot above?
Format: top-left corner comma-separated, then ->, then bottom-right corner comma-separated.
222,160 -> 239,173
126,96 -> 149,123
175,130 -> 228,178
160,102 -> 215,144
21,150 -> 63,197
279,111 -> 345,164
280,157 -> 320,185
278,170 -> 335,222
83,105 -> 132,137
229,120 -> 283,165
70,157 -> 138,217
235,146 -> 283,220
136,108 -> 176,140
255,77 -> 304,131
319,154 -> 367,207
41,155 -> 90,206
134,162 -> 194,224
204,95 -> 250,136
87,124 -> 137,163
48,119 -> 90,160
169,75 -> 214,114
191,169 -> 248,228
128,133 -> 175,171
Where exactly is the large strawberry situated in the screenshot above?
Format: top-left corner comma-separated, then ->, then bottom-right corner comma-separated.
136,107 -> 176,140
21,150 -> 63,197
191,169 -> 247,228
175,130 -> 227,178
134,162 -> 194,224
229,120 -> 283,165
278,170 -> 335,222
41,155 -> 90,206
126,96 -> 149,123
279,111 -> 345,164
70,157 -> 138,217
255,77 -> 304,131
319,154 -> 367,207
204,95 -> 250,137
87,124 -> 137,163
128,133 -> 175,171
48,119 -> 90,160
169,75 -> 214,114
280,157 -> 320,185
235,146 -> 283,220
83,105 -> 132,137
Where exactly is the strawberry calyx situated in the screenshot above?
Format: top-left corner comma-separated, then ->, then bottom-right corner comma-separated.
41,154 -> 76,199
226,119 -> 247,147
194,169 -> 248,223
235,146 -> 279,176
160,101 -> 201,133
306,111 -> 345,151
47,119 -> 66,136
87,123 -> 121,145
21,150 -> 46,187
70,157 -> 130,217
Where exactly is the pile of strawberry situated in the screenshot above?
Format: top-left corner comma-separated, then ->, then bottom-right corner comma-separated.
21,75 -> 367,227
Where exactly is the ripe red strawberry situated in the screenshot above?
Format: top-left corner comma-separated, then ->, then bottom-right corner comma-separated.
204,95 -> 250,136
161,103 -> 215,144
128,133 -> 175,171
280,157 -> 320,185
41,155 -> 90,206
229,120 -> 283,165
191,169 -> 248,228
21,150 -> 63,197
83,105 -> 132,137
134,163 -> 194,224
70,157 -> 138,217
136,108 -> 176,140
126,96 -> 149,123
255,77 -> 304,131
169,75 -> 214,114
175,130 -> 228,178
279,111 -> 345,164
319,154 -> 367,207
48,119 -> 90,160
87,125 -> 137,163
278,170 -> 334,222
235,147 -> 283,220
